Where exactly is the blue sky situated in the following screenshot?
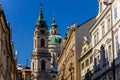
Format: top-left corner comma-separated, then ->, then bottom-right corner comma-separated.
1,0 -> 98,67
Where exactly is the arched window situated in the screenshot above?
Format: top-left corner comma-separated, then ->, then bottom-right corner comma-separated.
33,62 -> 34,70
41,60 -> 45,71
35,40 -> 36,48
41,38 -> 45,47
100,45 -> 106,66
54,31 -> 56,34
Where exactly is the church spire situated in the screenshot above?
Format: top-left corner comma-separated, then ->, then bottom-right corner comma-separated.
51,14 -> 57,28
50,14 -> 59,35
35,3 -> 47,29
52,15 -> 56,24
39,3 -> 44,20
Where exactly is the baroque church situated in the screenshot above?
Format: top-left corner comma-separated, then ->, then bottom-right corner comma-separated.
31,4 -> 62,80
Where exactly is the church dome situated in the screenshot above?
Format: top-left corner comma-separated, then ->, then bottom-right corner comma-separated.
49,35 -> 62,44
49,15 -> 62,44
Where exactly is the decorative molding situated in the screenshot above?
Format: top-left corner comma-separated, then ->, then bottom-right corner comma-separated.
105,38 -> 112,44
94,49 -> 100,54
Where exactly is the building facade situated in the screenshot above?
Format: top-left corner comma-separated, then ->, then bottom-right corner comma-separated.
0,5 -> 17,80
112,0 -> 120,80
17,64 -> 23,80
22,65 -> 31,80
79,0 -> 120,80
57,24 -> 77,80
57,17 -> 95,80
89,0 -> 120,80
79,37 -> 93,80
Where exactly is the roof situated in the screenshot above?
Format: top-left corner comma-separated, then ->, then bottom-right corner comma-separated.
23,65 -> 31,69
77,16 -> 96,28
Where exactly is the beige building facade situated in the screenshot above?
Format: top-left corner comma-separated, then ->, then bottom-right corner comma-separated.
17,64 -> 31,80
22,65 -> 31,80
0,5 -> 17,80
79,38 -> 93,80
57,17 -> 96,80
57,24 -> 77,80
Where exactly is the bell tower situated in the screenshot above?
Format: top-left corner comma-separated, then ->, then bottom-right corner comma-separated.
31,4 -> 52,80
48,15 -> 62,79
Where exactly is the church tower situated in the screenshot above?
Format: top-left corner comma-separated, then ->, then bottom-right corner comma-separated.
31,4 -> 52,80
48,15 -> 62,77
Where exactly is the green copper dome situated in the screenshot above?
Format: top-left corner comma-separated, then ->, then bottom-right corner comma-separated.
49,35 -> 62,44
49,15 -> 62,44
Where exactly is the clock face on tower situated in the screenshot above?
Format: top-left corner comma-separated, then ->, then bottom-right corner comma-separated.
40,30 -> 45,34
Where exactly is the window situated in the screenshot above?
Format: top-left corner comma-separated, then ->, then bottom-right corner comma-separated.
40,30 -> 45,34
90,56 -> 93,64
97,32 -> 99,41
107,18 -> 111,30
108,45 -> 112,60
94,35 -> 97,45
115,35 -> 119,57
100,45 -> 106,66
35,40 -> 36,48
94,31 -> 99,45
41,38 -> 45,47
105,49 -> 108,63
33,62 -> 34,70
86,59 -> 89,67
82,62 -> 84,70
97,55 -> 100,65
94,58 -> 97,70
41,60 -> 46,71
114,7 -> 118,20
102,25 -> 105,37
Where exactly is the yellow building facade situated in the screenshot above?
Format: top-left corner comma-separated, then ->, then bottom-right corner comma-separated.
22,65 -> 31,80
57,16 -> 96,80
57,24 -> 77,80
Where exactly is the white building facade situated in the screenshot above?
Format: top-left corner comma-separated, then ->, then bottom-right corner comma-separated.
89,0 -> 120,80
